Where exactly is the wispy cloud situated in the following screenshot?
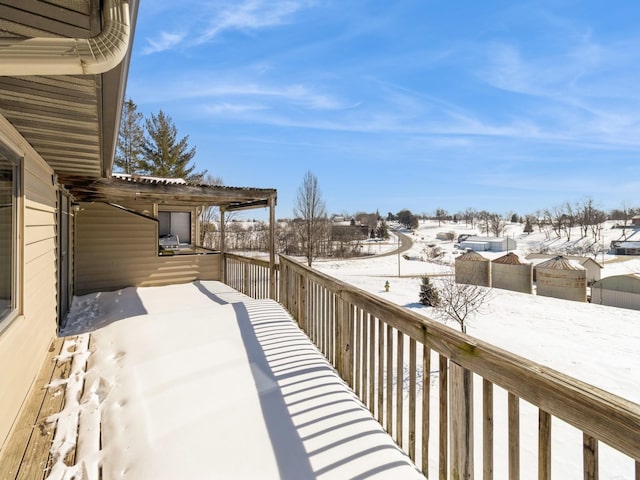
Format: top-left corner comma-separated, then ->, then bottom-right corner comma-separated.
141,0 -> 314,54
142,31 -> 186,55
198,0 -> 311,43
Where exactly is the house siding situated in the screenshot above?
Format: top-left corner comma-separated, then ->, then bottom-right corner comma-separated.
75,202 -> 219,295
0,121 -> 58,449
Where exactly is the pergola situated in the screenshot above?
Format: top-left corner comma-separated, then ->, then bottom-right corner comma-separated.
59,174 -> 279,297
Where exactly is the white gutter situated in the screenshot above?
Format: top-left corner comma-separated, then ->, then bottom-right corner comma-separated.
0,0 -> 130,76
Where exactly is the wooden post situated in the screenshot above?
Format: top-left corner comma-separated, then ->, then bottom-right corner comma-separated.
483,380 -> 493,480
297,272 -> 306,331
509,393 -> 520,480
220,207 -> 226,284
268,195 -> 276,300
439,355 -> 448,480
583,434 -> 598,480
539,410 -> 551,480
450,361 -> 474,480
336,297 -> 353,385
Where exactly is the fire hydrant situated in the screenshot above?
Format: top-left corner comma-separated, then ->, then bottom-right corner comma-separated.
384,281 -> 390,292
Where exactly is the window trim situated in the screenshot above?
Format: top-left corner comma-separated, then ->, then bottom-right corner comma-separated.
0,141 -> 23,333
157,208 -> 194,254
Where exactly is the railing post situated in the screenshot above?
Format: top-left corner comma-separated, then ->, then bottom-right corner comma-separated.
336,297 -> 353,385
279,260 -> 287,309
243,262 -> 249,296
297,273 -> 306,331
268,195 -> 277,300
220,208 -> 226,284
450,361 -> 474,480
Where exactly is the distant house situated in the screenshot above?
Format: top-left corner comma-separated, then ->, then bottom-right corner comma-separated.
525,254 -> 602,284
436,231 -> 456,241
631,216 -> 640,227
610,241 -> 640,256
331,224 -> 369,241
591,274 -> 640,311
458,236 -> 517,252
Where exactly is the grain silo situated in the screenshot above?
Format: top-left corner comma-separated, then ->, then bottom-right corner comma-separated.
455,250 -> 491,286
535,255 -> 587,302
491,253 -> 533,294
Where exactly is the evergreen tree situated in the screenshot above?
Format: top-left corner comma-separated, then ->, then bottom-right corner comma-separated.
139,110 -> 205,181
523,217 -> 534,234
376,220 -> 389,239
419,276 -> 440,307
114,99 -> 144,173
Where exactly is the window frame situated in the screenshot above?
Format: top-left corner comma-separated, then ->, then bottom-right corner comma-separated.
0,141 -> 22,332
157,207 -> 194,254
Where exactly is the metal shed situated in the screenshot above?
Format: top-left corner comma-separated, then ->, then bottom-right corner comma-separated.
535,256 -> 587,302
455,250 -> 491,287
591,274 -> 640,311
492,253 -> 533,294
459,236 -> 517,252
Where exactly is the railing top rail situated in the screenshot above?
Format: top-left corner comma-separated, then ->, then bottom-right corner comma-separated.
279,255 -> 640,462
224,252 -> 278,269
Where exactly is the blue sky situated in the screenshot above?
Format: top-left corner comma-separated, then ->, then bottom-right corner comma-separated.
126,0 -> 640,220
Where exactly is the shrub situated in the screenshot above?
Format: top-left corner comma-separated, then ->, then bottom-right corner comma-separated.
419,276 -> 440,307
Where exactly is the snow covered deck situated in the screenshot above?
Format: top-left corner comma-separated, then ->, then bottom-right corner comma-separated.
16,282 -> 423,479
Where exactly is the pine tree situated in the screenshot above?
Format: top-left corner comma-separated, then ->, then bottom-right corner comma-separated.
114,99 -> 144,173
376,220 -> 389,239
139,110 -> 205,181
524,217 -> 534,234
419,276 -> 440,307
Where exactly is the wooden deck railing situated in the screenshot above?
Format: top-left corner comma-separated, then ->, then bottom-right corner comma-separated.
230,253 -> 640,479
224,253 -> 278,301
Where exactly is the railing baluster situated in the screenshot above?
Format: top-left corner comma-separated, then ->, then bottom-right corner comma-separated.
422,344 -> 431,476
583,433 -> 598,480
396,330 -> 404,447
439,354 -> 448,480
377,318 -> 384,425
450,362 -> 473,480
369,314 -> 376,416
362,311 -> 369,408
509,393 -> 520,480
386,324 -> 394,434
483,379 -> 493,480
354,307 -> 362,398
408,338 -> 416,462
539,409 -> 551,480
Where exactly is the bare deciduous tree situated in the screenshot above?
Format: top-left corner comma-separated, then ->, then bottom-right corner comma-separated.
198,174 -> 224,247
294,171 -> 328,266
436,276 -> 492,333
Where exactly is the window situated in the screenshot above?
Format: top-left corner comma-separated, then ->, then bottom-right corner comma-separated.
158,211 -> 191,247
0,147 -> 19,323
